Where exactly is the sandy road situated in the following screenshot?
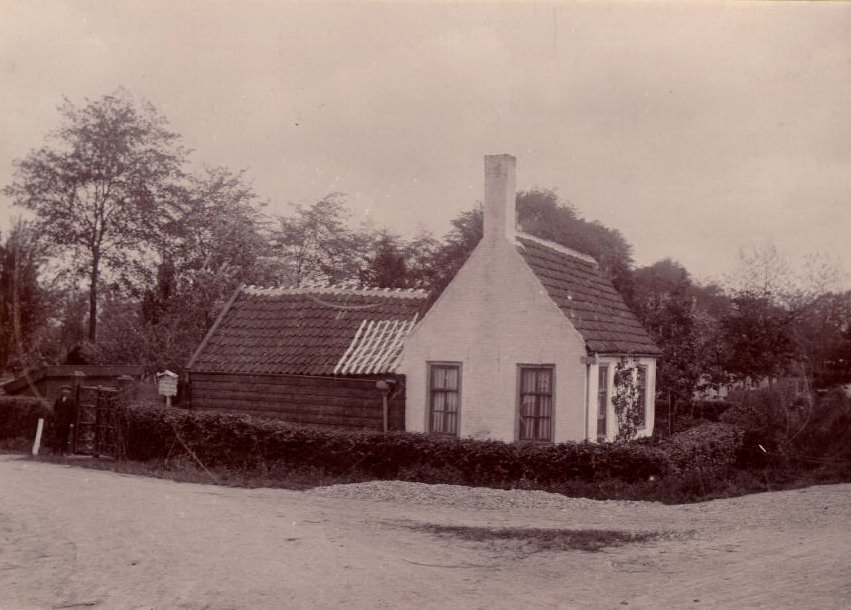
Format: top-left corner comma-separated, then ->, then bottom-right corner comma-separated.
0,455 -> 849,610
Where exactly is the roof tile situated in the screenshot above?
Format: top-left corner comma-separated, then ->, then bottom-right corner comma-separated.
516,234 -> 661,356
190,286 -> 428,375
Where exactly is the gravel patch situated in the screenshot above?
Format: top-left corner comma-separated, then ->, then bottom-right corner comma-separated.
307,480 -> 652,512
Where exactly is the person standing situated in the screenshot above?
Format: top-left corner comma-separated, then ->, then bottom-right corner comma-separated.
53,385 -> 77,455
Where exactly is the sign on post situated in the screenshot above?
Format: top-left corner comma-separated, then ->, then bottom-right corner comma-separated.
157,370 -> 178,406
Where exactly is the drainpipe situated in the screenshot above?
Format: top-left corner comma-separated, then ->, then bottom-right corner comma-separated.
584,361 -> 591,441
376,379 -> 396,433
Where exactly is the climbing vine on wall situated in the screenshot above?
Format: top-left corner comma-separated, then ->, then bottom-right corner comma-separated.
613,356 -> 642,441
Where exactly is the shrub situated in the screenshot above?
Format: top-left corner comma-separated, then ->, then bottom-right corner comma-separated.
721,386 -> 798,453
788,388 -> 851,464
659,422 -> 745,475
690,400 -> 732,421
720,385 -> 851,467
0,396 -> 52,440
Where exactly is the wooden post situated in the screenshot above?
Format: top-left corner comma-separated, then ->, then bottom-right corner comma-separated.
71,371 -> 86,454
32,418 -> 44,456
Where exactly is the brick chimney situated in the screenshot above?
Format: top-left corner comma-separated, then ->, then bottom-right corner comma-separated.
483,154 -> 517,244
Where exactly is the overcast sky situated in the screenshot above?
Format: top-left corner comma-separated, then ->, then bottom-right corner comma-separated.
2,1 -> 849,289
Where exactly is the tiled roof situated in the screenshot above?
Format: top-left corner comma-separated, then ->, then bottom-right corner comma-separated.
188,286 -> 428,375
516,233 -> 661,356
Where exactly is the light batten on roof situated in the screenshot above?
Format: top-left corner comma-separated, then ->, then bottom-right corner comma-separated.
244,285 -> 428,299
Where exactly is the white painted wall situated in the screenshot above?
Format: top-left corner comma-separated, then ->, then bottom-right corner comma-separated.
401,237 -> 589,442
401,154 -> 657,443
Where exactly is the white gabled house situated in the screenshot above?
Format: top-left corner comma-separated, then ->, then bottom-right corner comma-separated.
400,154 -> 661,443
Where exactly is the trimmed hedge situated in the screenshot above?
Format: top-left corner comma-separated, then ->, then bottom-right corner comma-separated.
0,396 -> 52,440
117,403 -> 669,485
2,397 -> 749,489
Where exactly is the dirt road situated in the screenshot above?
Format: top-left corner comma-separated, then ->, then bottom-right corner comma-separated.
1,455 -> 849,609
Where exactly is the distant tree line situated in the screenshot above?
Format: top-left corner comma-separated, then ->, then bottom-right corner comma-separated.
2,89 -> 849,406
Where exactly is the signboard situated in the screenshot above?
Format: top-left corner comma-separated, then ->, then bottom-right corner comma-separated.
157,370 -> 178,397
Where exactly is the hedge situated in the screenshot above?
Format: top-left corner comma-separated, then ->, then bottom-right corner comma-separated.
2,397 -> 749,487
659,422 -> 745,475
113,403 -> 672,485
0,396 -> 52,440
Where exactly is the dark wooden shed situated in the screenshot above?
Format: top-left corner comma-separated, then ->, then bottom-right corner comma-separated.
0,365 -> 145,401
185,285 -> 428,431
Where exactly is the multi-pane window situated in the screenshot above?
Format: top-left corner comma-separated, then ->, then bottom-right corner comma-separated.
637,365 -> 647,427
518,366 -> 554,442
428,364 -> 460,435
597,365 -> 609,441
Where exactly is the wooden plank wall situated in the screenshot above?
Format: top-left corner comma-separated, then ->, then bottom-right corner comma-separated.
188,372 -> 406,431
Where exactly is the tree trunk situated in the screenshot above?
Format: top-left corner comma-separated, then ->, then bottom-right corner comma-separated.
668,391 -> 676,436
88,255 -> 99,342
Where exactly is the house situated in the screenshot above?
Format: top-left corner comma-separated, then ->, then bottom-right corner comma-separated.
400,154 -> 661,443
185,285 -> 428,430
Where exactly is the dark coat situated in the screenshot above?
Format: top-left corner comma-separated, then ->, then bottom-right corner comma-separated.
53,395 -> 77,429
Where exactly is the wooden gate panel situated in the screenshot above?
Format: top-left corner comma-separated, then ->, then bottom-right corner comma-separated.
73,385 -> 121,457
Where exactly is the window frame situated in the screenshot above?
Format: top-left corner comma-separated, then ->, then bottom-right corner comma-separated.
597,364 -> 609,442
426,362 -> 462,436
516,364 -> 556,444
636,364 -> 648,429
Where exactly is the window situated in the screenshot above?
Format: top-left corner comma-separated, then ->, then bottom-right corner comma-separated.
518,366 -> 554,442
597,365 -> 609,441
637,365 -> 647,427
428,364 -> 460,435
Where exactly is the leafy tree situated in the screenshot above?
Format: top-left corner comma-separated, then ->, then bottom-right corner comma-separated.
172,166 -> 275,285
403,229 -> 443,290
631,260 -> 702,419
4,89 -> 188,341
0,220 -> 46,370
418,206 -> 483,298
362,230 -> 409,288
128,167 -> 278,369
273,195 -> 372,286
721,293 -> 797,383
516,189 -> 635,297
721,244 -> 843,384
409,190 -> 637,300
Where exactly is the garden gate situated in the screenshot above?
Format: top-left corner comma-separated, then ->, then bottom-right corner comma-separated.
72,385 -> 123,458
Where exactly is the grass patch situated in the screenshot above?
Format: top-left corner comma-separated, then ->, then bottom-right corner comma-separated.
12,449 -> 364,491
414,524 -> 663,553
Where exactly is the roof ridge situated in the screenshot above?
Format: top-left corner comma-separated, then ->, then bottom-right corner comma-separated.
515,232 -> 598,266
244,285 -> 429,299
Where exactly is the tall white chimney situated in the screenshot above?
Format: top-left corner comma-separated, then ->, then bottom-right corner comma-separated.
483,154 -> 517,243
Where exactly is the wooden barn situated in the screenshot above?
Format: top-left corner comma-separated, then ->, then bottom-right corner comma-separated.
185,285 -> 428,430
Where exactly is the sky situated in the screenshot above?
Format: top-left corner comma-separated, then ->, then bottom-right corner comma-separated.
1,0 -> 850,290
